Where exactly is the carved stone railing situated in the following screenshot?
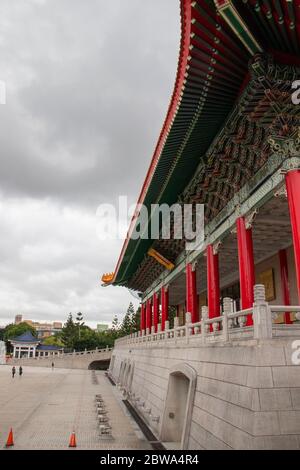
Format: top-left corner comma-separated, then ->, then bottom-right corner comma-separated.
114,284 -> 300,348
40,347 -> 112,359
8,346 -> 112,362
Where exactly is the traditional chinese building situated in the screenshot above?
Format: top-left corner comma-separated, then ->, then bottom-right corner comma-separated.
9,332 -> 63,359
103,0 -> 300,450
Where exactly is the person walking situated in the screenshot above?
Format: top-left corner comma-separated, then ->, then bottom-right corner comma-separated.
51,362 -> 54,370
19,366 -> 23,377
12,366 -> 16,378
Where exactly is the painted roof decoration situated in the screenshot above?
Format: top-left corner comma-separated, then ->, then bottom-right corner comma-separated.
103,0 -> 300,292
101,272 -> 115,285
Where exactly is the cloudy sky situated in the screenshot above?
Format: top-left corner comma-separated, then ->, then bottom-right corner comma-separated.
0,0 -> 179,327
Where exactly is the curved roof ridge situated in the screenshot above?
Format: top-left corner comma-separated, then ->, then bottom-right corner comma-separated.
112,0 -> 192,282
10,331 -> 39,343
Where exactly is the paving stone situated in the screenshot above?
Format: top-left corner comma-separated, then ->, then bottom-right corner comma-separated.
0,365 -> 151,450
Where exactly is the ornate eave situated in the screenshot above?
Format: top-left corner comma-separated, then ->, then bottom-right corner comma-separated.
106,0 -> 300,293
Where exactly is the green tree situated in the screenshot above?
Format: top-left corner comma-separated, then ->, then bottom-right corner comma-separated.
75,312 -> 84,340
96,331 -> 114,349
4,322 -> 37,341
131,306 -> 141,333
73,326 -> 98,351
61,313 -> 77,349
60,312 -> 122,352
120,302 -> 135,336
43,334 -> 64,348
111,315 -> 119,332
3,322 -> 37,352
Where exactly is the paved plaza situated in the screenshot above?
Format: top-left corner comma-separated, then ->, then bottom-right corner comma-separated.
0,365 -> 151,450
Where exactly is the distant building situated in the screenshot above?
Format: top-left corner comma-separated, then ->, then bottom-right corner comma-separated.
9,332 -> 63,359
14,315 -> 63,339
14,314 -> 22,325
97,324 -> 109,332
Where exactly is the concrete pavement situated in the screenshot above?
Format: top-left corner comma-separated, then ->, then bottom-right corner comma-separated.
0,365 -> 151,450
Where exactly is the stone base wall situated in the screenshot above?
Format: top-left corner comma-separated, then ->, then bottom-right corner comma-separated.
7,351 -> 111,370
109,338 -> 300,450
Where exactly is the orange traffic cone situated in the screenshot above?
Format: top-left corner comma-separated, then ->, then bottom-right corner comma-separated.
5,428 -> 14,447
68,431 -> 77,448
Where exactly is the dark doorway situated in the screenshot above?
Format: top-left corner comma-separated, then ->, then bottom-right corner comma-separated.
88,359 -> 110,370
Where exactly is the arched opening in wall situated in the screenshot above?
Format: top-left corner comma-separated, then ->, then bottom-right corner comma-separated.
125,363 -> 131,388
127,363 -> 134,392
119,360 -> 126,384
160,364 -> 197,450
122,362 -> 129,387
88,359 -> 110,370
109,355 -> 115,374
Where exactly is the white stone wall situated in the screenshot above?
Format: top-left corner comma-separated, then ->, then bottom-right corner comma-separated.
110,338 -> 300,449
8,350 -> 111,369
0,341 -> 6,365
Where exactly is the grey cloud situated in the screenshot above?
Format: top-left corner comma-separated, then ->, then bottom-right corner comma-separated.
0,0 -> 179,326
0,0 -> 179,206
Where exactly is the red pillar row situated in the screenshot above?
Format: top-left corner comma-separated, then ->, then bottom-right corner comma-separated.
140,303 -> 145,332
207,245 -> 220,319
161,286 -> 169,331
286,170 -> 300,303
186,263 -> 198,323
152,292 -> 159,333
279,249 -> 292,324
236,216 -> 255,326
146,299 -> 152,332
141,170 -> 300,335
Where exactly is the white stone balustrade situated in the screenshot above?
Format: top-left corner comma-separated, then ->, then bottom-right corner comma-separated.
115,284 -> 300,348
9,346 -> 113,362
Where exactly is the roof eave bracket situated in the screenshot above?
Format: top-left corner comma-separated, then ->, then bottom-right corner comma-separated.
214,0 -> 263,56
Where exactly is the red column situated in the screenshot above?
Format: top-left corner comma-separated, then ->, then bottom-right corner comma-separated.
279,249 -> 292,324
236,217 -> 255,326
186,263 -> 198,323
152,292 -> 159,333
140,303 -> 145,332
207,245 -> 220,319
286,170 -> 300,302
161,286 -> 169,331
146,299 -> 152,333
